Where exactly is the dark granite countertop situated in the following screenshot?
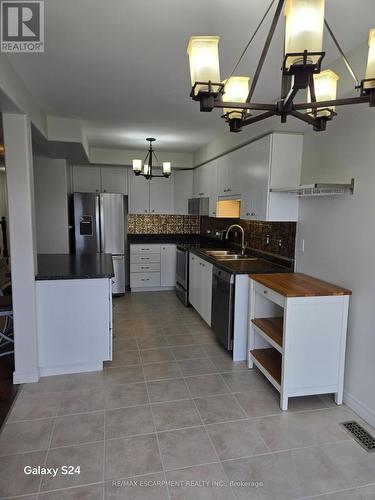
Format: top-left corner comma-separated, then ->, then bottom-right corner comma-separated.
128,234 -> 293,275
189,247 -> 292,275
36,254 -> 114,281
128,234 -> 201,245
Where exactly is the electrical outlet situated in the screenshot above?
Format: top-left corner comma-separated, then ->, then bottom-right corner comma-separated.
299,238 -> 305,252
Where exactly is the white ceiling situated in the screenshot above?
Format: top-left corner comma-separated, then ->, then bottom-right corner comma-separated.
6,0 -> 375,153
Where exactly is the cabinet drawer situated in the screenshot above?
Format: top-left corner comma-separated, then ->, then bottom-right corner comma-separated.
131,263 -> 160,273
130,244 -> 161,255
254,282 -> 285,308
130,272 -> 161,288
130,254 -> 161,264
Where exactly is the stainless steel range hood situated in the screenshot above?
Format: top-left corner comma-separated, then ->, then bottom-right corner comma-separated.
188,197 -> 209,215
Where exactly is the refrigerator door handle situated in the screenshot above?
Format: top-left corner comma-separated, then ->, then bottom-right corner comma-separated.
95,195 -> 101,253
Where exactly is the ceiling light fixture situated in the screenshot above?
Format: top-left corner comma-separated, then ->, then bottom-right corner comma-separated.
132,138 -> 172,180
187,0 -> 375,133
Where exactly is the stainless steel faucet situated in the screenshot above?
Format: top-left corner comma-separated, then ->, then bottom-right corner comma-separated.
225,224 -> 247,256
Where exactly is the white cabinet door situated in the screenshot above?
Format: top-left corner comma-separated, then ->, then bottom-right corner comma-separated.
149,173 -> 173,214
128,175 -> 150,214
72,166 -> 101,192
174,170 -> 193,215
161,244 -> 176,287
101,167 -> 128,194
193,161 -> 218,216
241,136 -> 270,221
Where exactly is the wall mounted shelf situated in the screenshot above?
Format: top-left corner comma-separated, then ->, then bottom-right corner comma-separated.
270,178 -> 355,197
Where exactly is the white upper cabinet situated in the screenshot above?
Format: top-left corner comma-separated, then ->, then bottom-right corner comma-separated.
230,133 -> 303,222
128,175 -> 150,214
128,170 -> 173,214
72,165 -> 128,194
72,166 -> 101,192
173,170 -> 193,215
149,172 -> 173,214
101,167 -> 128,194
193,160 -> 218,216
217,151 -> 243,196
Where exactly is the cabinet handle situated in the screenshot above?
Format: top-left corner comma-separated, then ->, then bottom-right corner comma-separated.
141,267 -> 150,270
198,192 -> 204,196
140,257 -> 150,260
141,278 -> 150,282
263,290 -> 268,295
141,248 -> 150,251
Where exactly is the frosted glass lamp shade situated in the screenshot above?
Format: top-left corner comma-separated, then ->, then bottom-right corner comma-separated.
308,69 -> 339,117
284,0 -> 325,66
162,162 -> 171,175
365,28 -> 375,89
187,36 -> 220,94
143,164 -> 150,176
133,159 -> 142,172
223,77 -> 250,119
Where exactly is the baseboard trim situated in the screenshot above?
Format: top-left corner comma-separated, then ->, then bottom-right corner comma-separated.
131,287 -> 175,293
39,362 -> 103,377
13,371 -> 40,384
344,390 -> 375,429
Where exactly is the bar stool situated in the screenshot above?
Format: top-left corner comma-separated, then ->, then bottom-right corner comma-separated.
0,295 -> 13,358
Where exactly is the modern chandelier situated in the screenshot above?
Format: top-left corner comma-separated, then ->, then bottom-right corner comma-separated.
132,138 -> 171,180
187,0 -> 375,133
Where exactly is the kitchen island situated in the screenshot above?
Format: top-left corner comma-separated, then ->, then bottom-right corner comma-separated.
35,254 -> 114,376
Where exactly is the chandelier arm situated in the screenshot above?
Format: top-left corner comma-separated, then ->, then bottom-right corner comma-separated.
223,0 -> 276,89
324,20 -> 359,85
246,0 -> 286,103
294,95 -> 370,110
290,110 -> 319,127
239,110 -> 276,127
152,151 -> 161,168
308,76 -> 318,119
212,100 -> 276,111
283,85 -> 300,109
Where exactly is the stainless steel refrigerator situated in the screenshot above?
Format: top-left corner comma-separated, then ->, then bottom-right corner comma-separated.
73,192 -> 128,295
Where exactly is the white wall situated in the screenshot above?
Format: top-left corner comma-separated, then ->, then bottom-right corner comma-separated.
296,102 -> 375,427
34,156 -> 70,253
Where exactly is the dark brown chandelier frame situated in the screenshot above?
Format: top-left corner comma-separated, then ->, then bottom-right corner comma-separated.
189,0 -> 375,133
134,138 -> 171,180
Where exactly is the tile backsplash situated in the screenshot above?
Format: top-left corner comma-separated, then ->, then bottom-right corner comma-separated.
200,216 -> 296,259
128,215 -> 200,234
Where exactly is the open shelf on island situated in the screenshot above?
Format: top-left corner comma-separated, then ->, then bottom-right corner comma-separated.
251,348 -> 282,390
252,317 -> 283,351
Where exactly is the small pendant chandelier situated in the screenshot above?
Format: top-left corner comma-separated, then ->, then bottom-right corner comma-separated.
187,0 -> 375,133
132,138 -> 171,179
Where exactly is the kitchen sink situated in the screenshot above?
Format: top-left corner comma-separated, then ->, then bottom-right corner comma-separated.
203,250 -> 235,256
216,255 -> 258,261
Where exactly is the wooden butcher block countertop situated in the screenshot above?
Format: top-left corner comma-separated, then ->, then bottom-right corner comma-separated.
249,273 -> 352,297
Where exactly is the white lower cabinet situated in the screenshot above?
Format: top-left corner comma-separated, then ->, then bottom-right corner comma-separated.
161,245 -> 176,287
130,244 -> 176,291
189,253 -> 213,326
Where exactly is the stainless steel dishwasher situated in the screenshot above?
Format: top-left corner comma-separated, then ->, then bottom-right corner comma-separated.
211,266 -> 235,350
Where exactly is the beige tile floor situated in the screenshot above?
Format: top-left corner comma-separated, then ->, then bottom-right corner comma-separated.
1,291 -> 375,499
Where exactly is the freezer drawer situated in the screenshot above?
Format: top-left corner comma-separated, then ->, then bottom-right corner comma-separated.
112,255 -> 125,295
